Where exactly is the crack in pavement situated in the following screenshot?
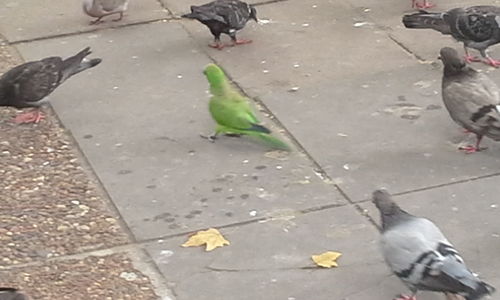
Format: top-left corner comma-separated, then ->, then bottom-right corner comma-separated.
6,0 -> 290,46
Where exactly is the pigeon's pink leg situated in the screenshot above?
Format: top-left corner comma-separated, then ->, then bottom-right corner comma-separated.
415,0 -> 435,9
13,110 -> 45,124
112,12 -> 124,22
458,135 -> 486,154
233,39 -> 252,45
484,57 -> 500,68
463,47 -> 480,63
464,55 -> 481,63
208,40 -> 225,50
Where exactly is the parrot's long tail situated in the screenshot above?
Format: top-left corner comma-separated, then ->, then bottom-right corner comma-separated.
251,132 -> 291,151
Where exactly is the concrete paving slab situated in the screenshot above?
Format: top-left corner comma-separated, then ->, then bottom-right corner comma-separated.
350,0 -> 500,63
179,0 -> 500,201
360,177 -> 500,299
0,0 -> 168,43
146,205 -> 396,300
14,21 -> 345,241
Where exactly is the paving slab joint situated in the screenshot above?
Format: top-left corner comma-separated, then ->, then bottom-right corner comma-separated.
8,17 -> 175,46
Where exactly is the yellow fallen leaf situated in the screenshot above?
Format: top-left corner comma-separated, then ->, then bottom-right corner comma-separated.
182,228 -> 230,251
311,251 -> 342,268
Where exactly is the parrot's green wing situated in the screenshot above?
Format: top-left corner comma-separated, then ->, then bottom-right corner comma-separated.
209,93 -> 269,133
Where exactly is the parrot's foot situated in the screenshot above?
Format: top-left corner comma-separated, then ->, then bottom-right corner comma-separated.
464,55 -> 481,63
13,110 -> 45,124
413,0 -> 434,9
458,145 -> 486,154
484,57 -> 500,67
393,294 -> 416,300
200,134 -> 217,142
463,129 -> 471,134
208,42 -> 225,50
230,39 -> 253,46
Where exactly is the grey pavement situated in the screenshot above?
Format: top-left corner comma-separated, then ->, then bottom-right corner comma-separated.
1,0 -> 500,299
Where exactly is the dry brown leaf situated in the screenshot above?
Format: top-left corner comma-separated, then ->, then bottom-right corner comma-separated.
182,228 -> 230,251
311,251 -> 342,268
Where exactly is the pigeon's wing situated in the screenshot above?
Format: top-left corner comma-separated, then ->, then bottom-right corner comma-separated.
416,255 -> 478,292
452,6 -> 500,43
222,1 -> 252,29
0,58 -> 63,106
442,71 -> 500,135
381,218 -> 452,283
191,2 -> 227,24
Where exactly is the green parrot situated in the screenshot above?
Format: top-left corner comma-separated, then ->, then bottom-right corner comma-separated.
202,63 -> 291,151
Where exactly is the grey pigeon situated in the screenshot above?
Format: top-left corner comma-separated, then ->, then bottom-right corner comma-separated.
0,288 -> 27,300
403,6 -> 500,67
0,47 -> 102,123
440,47 -> 500,153
372,189 -> 495,300
182,0 -> 257,50
82,0 -> 129,25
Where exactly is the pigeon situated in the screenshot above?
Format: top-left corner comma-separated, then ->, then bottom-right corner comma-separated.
182,0 -> 258,50
0,47 -> 102,124
411,0 -> 434,9
372,189 -> 495,300
82,0 -> 129,25
0,288 -> 28,300
439,47 -> 500,153
403,6 -> 500,67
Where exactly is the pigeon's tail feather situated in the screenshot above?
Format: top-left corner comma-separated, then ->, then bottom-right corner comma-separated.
0,288 -> 18,292
182,6 -> 200,18
403,11 -> 451,34
250,132 -> 291,151
436,259 -> 496,300
61,47 -> 101,79
182,12 -> 197,18
470,105 -> 500,141
71,58 -> 102,75
465,281 -> 495,300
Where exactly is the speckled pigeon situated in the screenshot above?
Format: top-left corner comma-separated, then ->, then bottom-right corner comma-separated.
0,47 -> 101,124
439,47 -> 500,153
0,288 -> 27,300
83,0 -> 129,24
403,6 -> 500,67
182,0 -> 258,50
372,189 -> 495,300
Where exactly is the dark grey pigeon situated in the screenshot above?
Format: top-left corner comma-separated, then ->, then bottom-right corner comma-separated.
0,47 -> 102,124
403,6 -> 500,67
182,0 -> 257,50
0,288 -> 28,300
372,189 -> 495,300
439,47 -> 500,153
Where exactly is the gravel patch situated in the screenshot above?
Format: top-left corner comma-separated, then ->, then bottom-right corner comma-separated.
0,253 -> 159,299
0,38 -> 128,265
